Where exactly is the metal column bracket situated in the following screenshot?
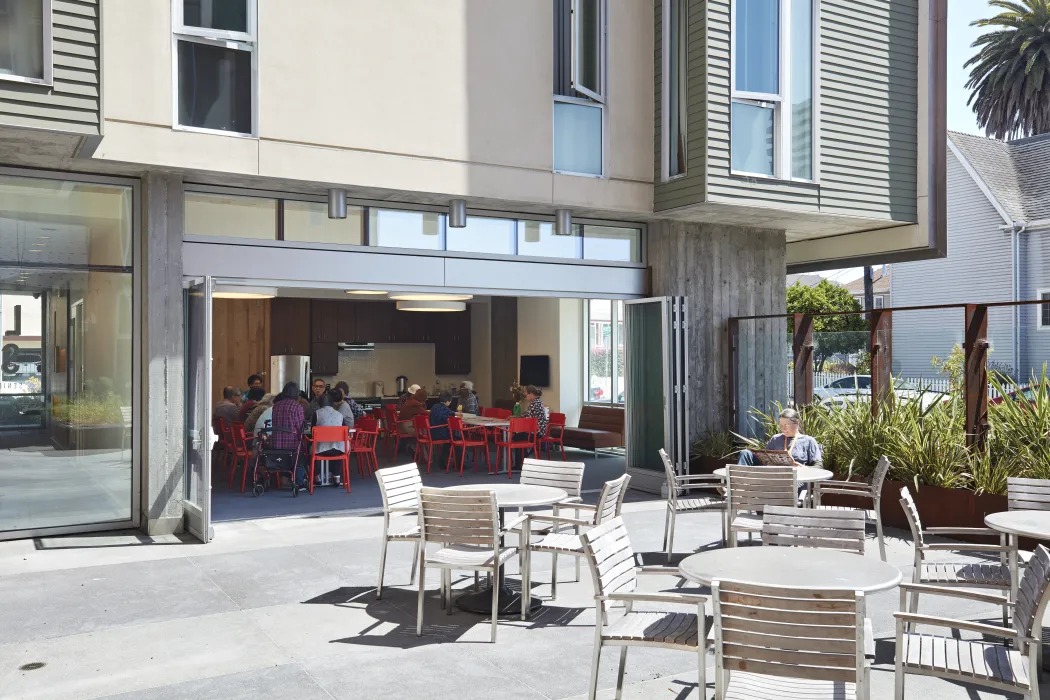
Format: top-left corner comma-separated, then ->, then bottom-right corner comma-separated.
964,304 -> 989,448
793,314 -> 814,407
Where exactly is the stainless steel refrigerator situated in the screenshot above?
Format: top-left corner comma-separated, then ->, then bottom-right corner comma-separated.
270,355 -> 311,393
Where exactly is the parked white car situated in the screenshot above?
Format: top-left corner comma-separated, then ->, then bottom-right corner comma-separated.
815,375 -> 946,410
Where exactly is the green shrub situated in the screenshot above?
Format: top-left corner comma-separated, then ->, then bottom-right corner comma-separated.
53,395 -> 123,427
690,431 -> 738,461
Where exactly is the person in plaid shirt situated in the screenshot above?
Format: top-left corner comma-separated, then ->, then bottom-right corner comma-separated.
270,382 -> 305,451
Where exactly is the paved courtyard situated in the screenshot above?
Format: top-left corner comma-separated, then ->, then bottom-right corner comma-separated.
0,482 -> 1043,699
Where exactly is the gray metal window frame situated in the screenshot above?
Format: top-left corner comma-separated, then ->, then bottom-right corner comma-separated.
0,0 -> 54,87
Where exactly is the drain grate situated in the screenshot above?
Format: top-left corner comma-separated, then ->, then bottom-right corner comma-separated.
19,662 -> 45,671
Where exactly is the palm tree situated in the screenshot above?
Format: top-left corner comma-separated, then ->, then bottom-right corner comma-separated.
966,0 -> 1050,139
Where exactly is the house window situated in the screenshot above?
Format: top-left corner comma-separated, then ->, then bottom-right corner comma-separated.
873,296 -> 885,309
663,0 -> 688,178
0,0 -> 52,85
553,0 -> 605,176
1040,291 -> 1050,328
731,0 -> 815,181
174,0 -> 256,136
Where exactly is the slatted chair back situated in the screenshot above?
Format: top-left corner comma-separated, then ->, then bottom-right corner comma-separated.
1014,545 -> 1050,643
898,487 -> 924,549
377,463 -> 422,512
581,516 -> 638,600
869,455 -> 891,493
1008,477 -> 1050,512
659,448 -> 678,504
712,580 -> 865,687
418,487 -> 499,547
594,473 -> 631,525
761,506 -> 866,554
726,465 -> 797,515
519,458 -> 585,500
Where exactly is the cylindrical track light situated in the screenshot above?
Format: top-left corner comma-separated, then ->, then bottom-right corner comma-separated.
448,199 -> 467,228
328,188 -> 347,219
554,208 -> 573,236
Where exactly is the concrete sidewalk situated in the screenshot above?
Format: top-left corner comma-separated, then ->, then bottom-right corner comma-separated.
0,491 -> 1039,699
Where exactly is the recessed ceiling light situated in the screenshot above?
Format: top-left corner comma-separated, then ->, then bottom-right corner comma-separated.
388,293 -> 473,302
346,290 -> 388,295
396,300 -> 467,312
213,285 -> 278,300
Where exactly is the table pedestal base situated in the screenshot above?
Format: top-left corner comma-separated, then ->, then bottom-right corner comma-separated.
456,581 -> 542,617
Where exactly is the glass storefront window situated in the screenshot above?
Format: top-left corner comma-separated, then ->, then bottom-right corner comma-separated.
517,221 -> 579,259
586,298 -> 625,405
185,192 -> 277,239
0,179 -> 135,536
369,209 -> 443,250
0,177 -> 133,267
283,200 -> 363,246
446,216 -> 515,255
583,225 -> 641,262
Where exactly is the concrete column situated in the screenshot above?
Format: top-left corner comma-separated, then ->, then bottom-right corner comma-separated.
648,220 -> 787,437
141,172 -> 185,535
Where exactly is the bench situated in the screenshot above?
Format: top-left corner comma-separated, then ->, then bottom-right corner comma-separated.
563,405 -> 624,454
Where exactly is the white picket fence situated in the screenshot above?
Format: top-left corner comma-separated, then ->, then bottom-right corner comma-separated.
788,371 -> 1002,401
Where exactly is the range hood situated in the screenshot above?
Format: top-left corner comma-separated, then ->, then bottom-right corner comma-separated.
338,342 -> 375,351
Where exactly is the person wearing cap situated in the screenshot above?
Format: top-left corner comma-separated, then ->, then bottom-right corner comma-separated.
456,381 -> 479,414
398,383 -> 421,410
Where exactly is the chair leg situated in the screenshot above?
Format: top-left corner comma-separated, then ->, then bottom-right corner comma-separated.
894,622 -> 905,700
416,558 -> 426,637
490,569 -> 499,643
521,548 -> 530,621
667,511 -> 676,557
575,555 -> 581,583
587,636 -> 603,700
377,535 -> 389,599
551,552 -> 559,600
875,511 -> 886,562
446,569 -> 453,615
409,539 -> 420,584
614,646 -> 629,700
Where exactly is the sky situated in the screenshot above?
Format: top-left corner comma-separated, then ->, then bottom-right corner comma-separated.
818,0 -> 994,284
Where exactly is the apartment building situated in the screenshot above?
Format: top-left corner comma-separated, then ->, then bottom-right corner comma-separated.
0,0 -> 945,541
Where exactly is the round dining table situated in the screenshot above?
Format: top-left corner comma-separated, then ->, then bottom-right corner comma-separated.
678,547 -> 902,593
450,482 -> 568,616
461,415 -> 513,474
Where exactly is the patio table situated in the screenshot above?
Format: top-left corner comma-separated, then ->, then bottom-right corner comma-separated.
678,547 -> 902,592
714,465 -> 833,507
449,482 -> 567,617
462,415 -> 512,473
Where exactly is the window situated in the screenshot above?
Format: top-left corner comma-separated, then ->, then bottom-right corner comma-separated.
856,376 -> 872,390
446,216 -> 515,255
0,0 -> 50,84
585,299 -> 624,404
184,192 -> 276,239
1040,291 -> 1050,329
283,201 -> 363,246
174,0 -> 256,136
873,295 -> 885,309
368,209 -> 443,251
553,0 -> 605,177
731,0 -> 815,180
663,0 -> 687,178
582,225 -> 641,262
517,221 -> 580,259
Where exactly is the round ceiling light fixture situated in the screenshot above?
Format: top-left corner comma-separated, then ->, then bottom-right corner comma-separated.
213,286 -> 277,300
345,290 -> 388,295
396,300 -> 467,312
388,293 -> 473,302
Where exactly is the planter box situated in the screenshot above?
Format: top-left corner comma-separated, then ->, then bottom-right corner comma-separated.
52,422 -> 125,452
689,456 -> 732,475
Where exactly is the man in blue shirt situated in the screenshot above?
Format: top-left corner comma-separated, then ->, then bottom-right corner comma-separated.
428,392 -> 455,442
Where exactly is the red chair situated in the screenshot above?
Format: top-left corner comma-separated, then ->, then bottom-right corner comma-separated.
309,426 -> 351,494
382,404 -> 405,458
413,414 -> 451,474
494,417 -> 538,479
213,416 -> 233,478
229,422 -> 255,492
350,416 -> 380,478
447,416 -> 492,475
539,412 -> 567,461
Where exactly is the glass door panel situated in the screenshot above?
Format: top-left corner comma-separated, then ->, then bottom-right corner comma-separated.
184,277 -> 212,542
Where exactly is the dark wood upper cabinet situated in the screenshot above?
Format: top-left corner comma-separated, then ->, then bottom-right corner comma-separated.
311,342 -> 339,376
270,298 -> 311,356
336,301 -> 355,341
434,308 -> 471,375
311,300 -> 339,343
371,302 -> 394,343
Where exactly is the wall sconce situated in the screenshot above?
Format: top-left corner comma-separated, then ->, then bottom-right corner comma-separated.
554,208 -> 572,236
328,188 -> 347,219
448,199 -> 467,228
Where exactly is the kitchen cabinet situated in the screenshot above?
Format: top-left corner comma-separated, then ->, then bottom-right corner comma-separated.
434,308 -> 471,375
311,342 -> 339,376
371,302 -> 394,342
311,300 -> 340,343
336,301 -> 356,341
270,298 -> 311,356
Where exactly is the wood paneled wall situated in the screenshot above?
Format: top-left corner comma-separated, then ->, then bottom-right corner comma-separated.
648,221 -> 787,437
212,298 -> 271,405
490,297 -> 518,407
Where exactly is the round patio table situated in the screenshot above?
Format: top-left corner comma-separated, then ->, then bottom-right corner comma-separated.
449,483 -> 568,617
678,547 -> 902,592
462,415 -> 512,474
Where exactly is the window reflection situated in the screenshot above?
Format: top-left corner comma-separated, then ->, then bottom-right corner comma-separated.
583,225 -> 641,262
185,192 -> 277,239
284,200 -> 363,246
517,221 -> 579,259
369,209 -> 443,250
446,216 -> 514,255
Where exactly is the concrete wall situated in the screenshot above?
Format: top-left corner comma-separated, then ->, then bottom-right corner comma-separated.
648,221 -> 787,437
98,0 -> 653,215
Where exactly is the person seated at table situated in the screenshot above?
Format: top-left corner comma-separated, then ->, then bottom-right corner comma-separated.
737,408 -> 822,466
428,391 -> 455,442
398,387 -> 428,435
246,394 -> 275,434
313,389 -> 350,458
308,378 -> 328,418
213,386 -> 242,428
237,386 -> 266,422
398,384 -> 421,410
327,388 -> 355,428
333,380 -> 367,418
271,383 -> 306,450
456,381 -> 479,415
246,374 -> 264,396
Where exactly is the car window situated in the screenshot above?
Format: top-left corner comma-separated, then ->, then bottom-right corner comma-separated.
856,377 -> 871,389
829,378 -> 852,389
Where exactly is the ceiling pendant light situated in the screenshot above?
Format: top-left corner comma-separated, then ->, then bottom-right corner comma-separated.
346,290 -> 388,295
388,293 -> 473,302
213,285 -> 278,300
448,199 -> 467,228
554,208 -> 573,235
396,300 -> 467,312
328,188 -> 347,219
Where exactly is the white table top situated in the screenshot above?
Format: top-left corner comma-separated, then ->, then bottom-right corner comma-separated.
462,416 -> 510,427
678,547 -> 902,592
714,465 -> 834,483
453,483 -> 567,508
985,510 -> 1050,540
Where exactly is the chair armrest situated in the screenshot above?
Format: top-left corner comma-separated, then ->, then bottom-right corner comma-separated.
675,474 -> 724,484
502,515 -> 528,533
557,496 -> 584,505
923,527 -> 1001,536
601,592 -> 706,606
818,479 -> 871,490
572,503 -> 598,512
893,613 -> 1019,642
387,506 -> 418,514
524,514 -> 592,528
919,543 -> 1012,553
636,566 -> 685,577
899,583 -> 1009,605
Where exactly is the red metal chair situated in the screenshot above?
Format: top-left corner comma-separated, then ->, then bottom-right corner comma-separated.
350,416 -> 380,478
382,404 -> 405,458
229,422 -> 255,492
539,412 -> 567,461
413,414 -> 451,474
309,425 -> 351,494
494,417 -> 538,479
447,415 -> 492,475
213,416 -> 233,479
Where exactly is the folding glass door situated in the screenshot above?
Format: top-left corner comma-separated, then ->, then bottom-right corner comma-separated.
184,277 -> 212,542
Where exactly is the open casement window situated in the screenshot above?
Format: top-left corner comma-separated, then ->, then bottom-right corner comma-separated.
554,0 -> 606,176
663,0 -> 688,179
571,0 -> 604,103
730,0 -> 815,181
0,0 -> 53,85
173,0 -> 257,136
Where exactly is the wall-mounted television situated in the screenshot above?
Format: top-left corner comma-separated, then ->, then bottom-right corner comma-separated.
519,355 -> 550,388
